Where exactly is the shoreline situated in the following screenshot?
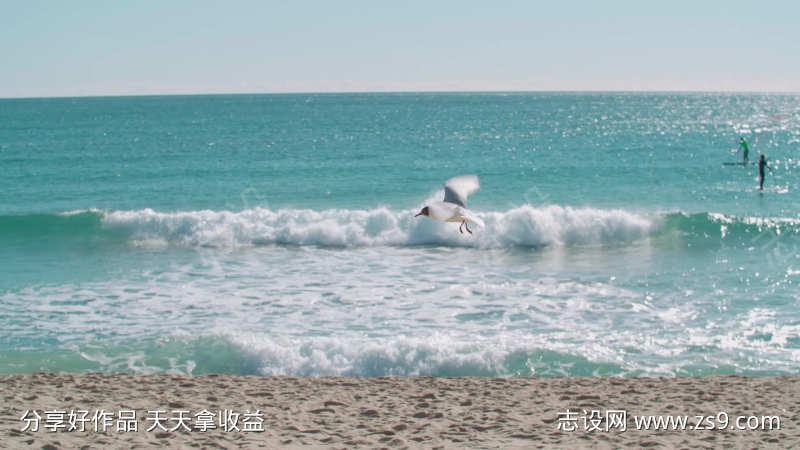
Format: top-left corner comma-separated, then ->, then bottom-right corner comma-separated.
1,373 -> 795,448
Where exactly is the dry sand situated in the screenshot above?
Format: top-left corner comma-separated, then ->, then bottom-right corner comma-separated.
0,373 -> 796,448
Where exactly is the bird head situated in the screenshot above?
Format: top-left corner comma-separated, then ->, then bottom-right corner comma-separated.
414,206 -> 430,218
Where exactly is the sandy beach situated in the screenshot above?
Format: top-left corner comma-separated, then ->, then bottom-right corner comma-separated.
0,374 -> 795,448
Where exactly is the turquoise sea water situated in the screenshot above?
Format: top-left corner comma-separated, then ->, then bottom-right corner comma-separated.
2,92 -> 799,377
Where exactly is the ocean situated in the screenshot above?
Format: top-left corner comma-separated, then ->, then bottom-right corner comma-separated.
2,92 -> 799,377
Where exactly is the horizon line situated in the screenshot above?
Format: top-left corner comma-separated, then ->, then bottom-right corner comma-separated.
2,88 -> 800,101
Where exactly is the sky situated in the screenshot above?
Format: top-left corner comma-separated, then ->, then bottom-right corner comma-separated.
2,0 -> 799,97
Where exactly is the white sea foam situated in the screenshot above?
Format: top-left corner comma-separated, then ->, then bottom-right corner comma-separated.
59,208 -> 103,216
6,255 -> 800,377
100,205 -> 655,249
7,206 -> 799,378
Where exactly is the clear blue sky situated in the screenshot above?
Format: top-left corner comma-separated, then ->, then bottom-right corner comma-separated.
2,0 -> 799,97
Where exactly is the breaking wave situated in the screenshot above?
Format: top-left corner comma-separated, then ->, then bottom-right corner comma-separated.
2,207 -> 798,249
92,205 -> 653,248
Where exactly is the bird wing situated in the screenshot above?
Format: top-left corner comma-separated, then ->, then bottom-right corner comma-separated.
443,175 -> 480,207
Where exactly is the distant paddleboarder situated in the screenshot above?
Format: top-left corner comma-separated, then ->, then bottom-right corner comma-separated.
758,154 -> 773,191
739,137 -> 749,163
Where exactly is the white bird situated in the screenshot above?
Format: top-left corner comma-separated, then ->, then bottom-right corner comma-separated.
414,175 -> 485,234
